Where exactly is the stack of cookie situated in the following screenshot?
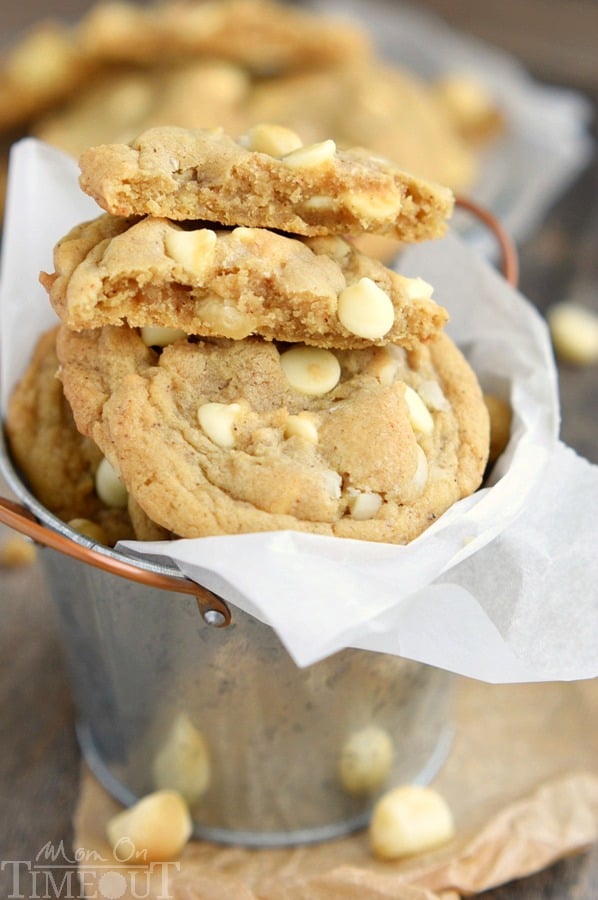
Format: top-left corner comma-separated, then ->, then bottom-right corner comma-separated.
9,123 -> 491,545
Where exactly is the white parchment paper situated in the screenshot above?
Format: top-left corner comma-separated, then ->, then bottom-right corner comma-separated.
1,140 -> 596,683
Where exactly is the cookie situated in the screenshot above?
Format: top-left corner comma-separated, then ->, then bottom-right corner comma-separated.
35,61 -> 251,160
41,214 -> 448,348
246,62 -> 477,192
56,325 -> 489,544
78,124 -> 454,241
76,0 -> 371,74
5,327 -> 166,545
0,21 -> 95,131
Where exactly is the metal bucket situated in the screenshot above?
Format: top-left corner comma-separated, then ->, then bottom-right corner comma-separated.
0,199 -> 517,847
0,428 -> 454,847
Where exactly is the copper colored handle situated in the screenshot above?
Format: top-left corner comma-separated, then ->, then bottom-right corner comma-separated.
0,496 -> 231,627
455,196 -> 519,287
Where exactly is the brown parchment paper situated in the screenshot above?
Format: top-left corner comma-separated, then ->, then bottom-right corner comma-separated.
74,678 -> 598,899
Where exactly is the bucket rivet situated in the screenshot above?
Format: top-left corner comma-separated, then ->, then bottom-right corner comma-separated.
203,608 -> 227,627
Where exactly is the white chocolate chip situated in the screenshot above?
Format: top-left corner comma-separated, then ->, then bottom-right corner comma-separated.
337,277 -> 395,340
339,726 -> 394,794
285,412 -> 319,443
370,785 -> 455,860
368,349 -> 402,386
198,402 -> 243,448
244,123 -> 303,157
107,791 -> 192,863
403,385 -> 434,434
68,518 -> 108,544
302,195 -> 336,210
282,138 -> 336,169
141,325 -> 187,347
95,457 -> 128,508
347,489 -> 383,520
547,302 -> 598,365
280,346 -> 341,395
417,378 -> 450,412
323,469 -> 342,500
164,226 -> 217,278
195,296 -> 257,339
398,275 -> 435,301
344,191 -> 402,220
411,446 -> 429,495
153,713 -> 211,804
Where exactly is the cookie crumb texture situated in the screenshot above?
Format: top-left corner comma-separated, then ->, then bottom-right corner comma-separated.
57,326 -> 489,544
78,125 -> 454,241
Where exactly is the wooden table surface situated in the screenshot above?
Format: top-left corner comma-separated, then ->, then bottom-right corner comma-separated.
1,1 -> 597,898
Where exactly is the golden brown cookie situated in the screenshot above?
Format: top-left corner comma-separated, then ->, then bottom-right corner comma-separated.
76,0 -> 371,73
41,214 -> 448,348
78,124 -> 454,241
56,325 -> 489,544
246,62 -> 478,192
5,327 -> 157,545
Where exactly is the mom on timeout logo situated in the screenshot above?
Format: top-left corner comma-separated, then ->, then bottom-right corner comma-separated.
1,839 -> 180,899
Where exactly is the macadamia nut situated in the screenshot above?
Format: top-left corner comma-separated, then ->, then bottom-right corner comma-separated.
339,725 -> 394,794
106,790 -> 192,862
153,713 -> 211,804
370,785 -> 455,860
547,302 -> 598,365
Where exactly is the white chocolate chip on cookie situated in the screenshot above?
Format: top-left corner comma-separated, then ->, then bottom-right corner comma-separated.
347,489 -> 383,520
280,346 -> 341,395
337,277 -> 395,339
344,191 -> 402,221
285,411 -> 319,443
403,385 -> 434,434
282,138 -> 336,169
164,226 -> 217,278
411,446 -> 429,495
398,275 -> 435,301
198,402 -> 243,448
141,325 -> 187,347
95,456 -> 128,508
244,123 -> 303,157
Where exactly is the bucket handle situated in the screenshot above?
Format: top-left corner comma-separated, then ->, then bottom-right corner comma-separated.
455,196 -> 519,287
0,196 -> 517,629
0,496 -> 231,627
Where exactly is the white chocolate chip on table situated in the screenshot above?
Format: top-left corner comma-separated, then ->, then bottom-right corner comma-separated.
370,784 -> 455,860
106,790 -> 192,863
547,301 -> 598,365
